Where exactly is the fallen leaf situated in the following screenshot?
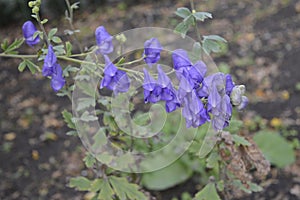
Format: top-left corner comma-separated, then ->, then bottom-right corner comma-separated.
4,132 -> 16,141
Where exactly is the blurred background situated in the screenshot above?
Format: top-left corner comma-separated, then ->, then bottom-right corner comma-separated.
0,0 -> 299,199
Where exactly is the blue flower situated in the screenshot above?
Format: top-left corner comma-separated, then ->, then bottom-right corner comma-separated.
143,66 -> 180,112
100,55 -> 130,95
143,68 -> 162,103
22,21 -> 40,47
51,64 -> 66,92
143,38 -> 162,66
202,73 -> 233,130
172,49 -> 192,70
95,26 -> 113,55
42,45 -> 57,77
182,90 -> 210,128
42,45 -> 65,92
157,65 -> 180,112
173,49 -> 207,90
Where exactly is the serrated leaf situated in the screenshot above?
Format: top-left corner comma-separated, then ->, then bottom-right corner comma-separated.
52,36 -> 62,44
233,135 -> 251,146
224,119 -> 243,134
194,183 -> 221,200
80,111 -> 98,122
53,45 -> 66,55
109,176 -> 147,200
18,60 -> 27,72
98,180 -> 114,200
90,179 -> 103,192
69,176 -> 91,191
202,39 -> 220,55
62,110 -> 76,129
83,152 -> 96,168
193,12 -> 212,21
77,97 -> 96,111
253,131 -> 295,168
174,21 -> 189,38
175,7 -> 191,18
206,151 -> 219,168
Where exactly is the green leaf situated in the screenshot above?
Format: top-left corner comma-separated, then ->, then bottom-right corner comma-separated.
62,110 -> 76,129
109,176 -> 147,200
206,151 -> 219,169
52,36 -> 62,44
25,59 -> 37,74
224,119 -> 243,134
80,111 -> 98,122
53,45 -> 66,55
48,28 -> 58,39
18,60 -> 27,72
202,35 -> 227,55
142,160 -> 192,190
193,12 -> 212,21
83,152 -> 96,168
174,21 -> 190,38
253,131 -> 295,168
69,176 -> 91,191
203,35 -> 227,43
98,179 -> 114,200
4,38 -> 24,53
1,39 -> 9,51
66,41 -> 72,56
175,7 -> 191,18
248,182 -> 263,192
233,135 -> 251,146
41,19 -> 48,24
77,97 -> 96,111
194,183 -> 221,200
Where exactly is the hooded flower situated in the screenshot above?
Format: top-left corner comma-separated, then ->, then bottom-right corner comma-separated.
42,45 -> 66,92
172,49 -> 192,70
201,73 -> 233,131
182,90 -> 210,128
100,55 -> 130,95
143,66 -> 180,112
173,49 -> 207,90
42,45 -> 57,76
143,38 -> 162,66
95,26 -> 113,55
51,64 -> 66,92
22,21 -> 40,47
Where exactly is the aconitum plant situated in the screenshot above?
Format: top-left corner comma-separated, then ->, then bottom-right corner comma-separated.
0,0 -> 272,200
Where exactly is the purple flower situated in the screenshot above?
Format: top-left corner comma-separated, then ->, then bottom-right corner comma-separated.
201,73 -> 233,130
143,38 -> 162,66
157,65 -> 180,112
100,55 -> 130,95
22,21 -> 40,47
173,49 -> 207,90
172,49 -> 192,70
143,66 -> 180,112
225,74 -> 235,95
42,45 -> 66,92
42,45 -> 57,77
51,64 -> 66,92
95,26 -> 113,55
182,91 -> 209,128
143,68 -> 162,103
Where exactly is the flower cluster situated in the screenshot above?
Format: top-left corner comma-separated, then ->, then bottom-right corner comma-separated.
22,21 -> 65,92
142,42 -> 248,131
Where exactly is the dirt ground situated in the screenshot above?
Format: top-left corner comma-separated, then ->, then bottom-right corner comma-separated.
0,0 -> 299,199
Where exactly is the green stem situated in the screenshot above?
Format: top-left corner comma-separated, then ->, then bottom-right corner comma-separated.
36,12 -> 50,45
120,56 -> 145,66
190,0 -> 204,60
0,53 -> 37,59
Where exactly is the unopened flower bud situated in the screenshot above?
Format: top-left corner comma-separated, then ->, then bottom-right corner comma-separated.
28,1 -> 35,7
32,6 -> 39,14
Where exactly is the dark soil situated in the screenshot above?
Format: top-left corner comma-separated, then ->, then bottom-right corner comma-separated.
0,0 -> 299,199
